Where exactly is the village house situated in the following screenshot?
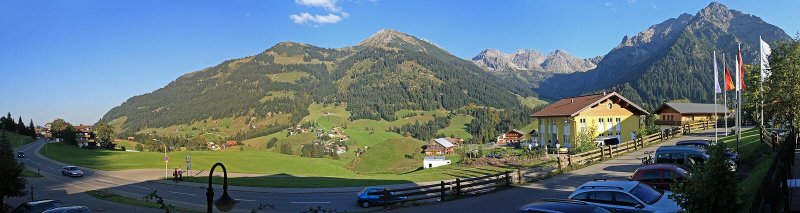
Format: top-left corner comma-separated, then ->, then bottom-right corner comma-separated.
653,102 -> 729,129
423,156 -> 451,169
496,129 -> 525,145
423,138 -> 456,156
531,92 -> 649,150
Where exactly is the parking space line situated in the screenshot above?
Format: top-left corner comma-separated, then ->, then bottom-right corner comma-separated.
169,191 -> 196,196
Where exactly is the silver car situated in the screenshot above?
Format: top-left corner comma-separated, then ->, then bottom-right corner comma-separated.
61,166 -> 84,177
568,180 -> 681,213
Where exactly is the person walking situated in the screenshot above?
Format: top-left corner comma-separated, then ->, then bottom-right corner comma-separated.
178,167 -> 184,182
172,168 -> 178,183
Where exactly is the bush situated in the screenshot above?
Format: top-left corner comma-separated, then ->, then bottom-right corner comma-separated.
135,144 -> 144,152
671,142 -> 740,212
120,146 -> 126,151
266,137 -> 278,149
279,142 -> 292,155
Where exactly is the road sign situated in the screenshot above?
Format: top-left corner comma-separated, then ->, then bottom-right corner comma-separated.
164,156 -> 169,162
186,155 -> 191,163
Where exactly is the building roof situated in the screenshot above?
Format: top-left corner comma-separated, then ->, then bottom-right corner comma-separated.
506,129 -> 525,135
531,92 -> 649,117
655,103 -> 729,115
424,156 -> 448,161
433,138 -> 455,148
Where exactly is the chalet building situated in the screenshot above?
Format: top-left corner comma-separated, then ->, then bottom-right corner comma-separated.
531,92 -> 649,149
424,138 -> 456,156
74,124 -> 93,133
76,132 -> 96,148
654,103 -> 729,128
496,129 -> 525,145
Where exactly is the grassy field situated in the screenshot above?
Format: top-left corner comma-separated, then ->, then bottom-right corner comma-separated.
23,168 -> 43,178
517,95 -> 548,108
113,140 -> 141,151
717,127 -> 774,212
86,190 -> 201,213
437,114 -> 473,139
348,137 -> 425,174
269,71 -> 311,83
2,130 -> 35,148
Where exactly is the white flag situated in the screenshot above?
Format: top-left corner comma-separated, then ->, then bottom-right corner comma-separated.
760,37 -> 772,79
713,51 -> 721,93
735,45 -> 740,91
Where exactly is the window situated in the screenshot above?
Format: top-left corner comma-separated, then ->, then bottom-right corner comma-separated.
598,118 -> 604,137
572,192 -> 590,200
588,191 -> 614,204
607,118 -> 613,136
656,153 -> 672,164
563,122 -> 571,148
579,119 -> 587,133
641,171 -> 662,181
607,102 -> 613,109
671,153 -> 686,165
614,192 -> 641,207
629,183 -> 662,205
688,154 -> 705,166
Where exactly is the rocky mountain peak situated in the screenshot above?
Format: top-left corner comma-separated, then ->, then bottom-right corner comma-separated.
472,48 -> 597,73
695,2 -> 734,30
359,29 -> 422,47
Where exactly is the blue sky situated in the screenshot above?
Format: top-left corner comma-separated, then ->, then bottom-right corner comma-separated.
1,0 -> 798,125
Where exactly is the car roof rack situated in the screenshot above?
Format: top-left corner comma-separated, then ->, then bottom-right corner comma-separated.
579,185 -> 625,190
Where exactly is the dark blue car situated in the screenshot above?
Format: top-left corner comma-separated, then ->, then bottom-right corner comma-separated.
675,140 -> 740,163
356,187 -> 406,208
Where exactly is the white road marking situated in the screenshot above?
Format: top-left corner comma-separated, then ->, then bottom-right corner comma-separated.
169,191 -> 196,196
129,185 -> 151,190
236,199 -> 257,202
290,201 -> 331,204
95,179 -> 114,184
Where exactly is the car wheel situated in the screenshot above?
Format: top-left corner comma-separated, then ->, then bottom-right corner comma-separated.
360,201 -> 370,208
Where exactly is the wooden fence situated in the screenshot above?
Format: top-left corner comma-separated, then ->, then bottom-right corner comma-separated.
555,120 -> 714,169
381,170 -> 513,205
749,128 -> 796,212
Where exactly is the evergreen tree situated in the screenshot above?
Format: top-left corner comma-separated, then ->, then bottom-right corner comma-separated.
16,116 -> 25,134
28,119 -> 36,139
0,131 -> 28,205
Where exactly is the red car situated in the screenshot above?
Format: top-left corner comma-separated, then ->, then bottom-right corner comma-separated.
630,164 -> 689,190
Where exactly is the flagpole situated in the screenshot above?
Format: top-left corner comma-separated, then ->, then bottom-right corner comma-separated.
759,36 -> 765,129
736,43 -> 742,154
723,53 -> 728,136
713,50 -> 719,143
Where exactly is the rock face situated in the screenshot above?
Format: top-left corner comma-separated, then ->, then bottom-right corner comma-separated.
536,2 -> 791,108
472,49 -> 598,73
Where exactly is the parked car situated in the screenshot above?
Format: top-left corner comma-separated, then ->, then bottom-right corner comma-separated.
675,140 -> 740,163
630,164 -> 689,190
519,199 -> 611,213
356,186 -> 407,208
12,200 -> 63,213
42,206 -> 91,213
568,180 -> 681,213
17,151 -> 25,158
654,145 -> 737,172
61,166 -> 84,177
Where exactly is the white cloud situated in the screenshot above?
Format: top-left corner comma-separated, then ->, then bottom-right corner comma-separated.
291,0 -> 350,25
295,0 -> 340,12
290,12 -> 343,24
651,3 -> 658,10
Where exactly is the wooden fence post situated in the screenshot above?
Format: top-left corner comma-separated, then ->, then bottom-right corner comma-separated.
382,188 -> 389,203
505,171 -> 512,187
567,154 -> 573,166
440,181 -> 446,201
609,146 -> 614,158
557,155 -> 563,169
517,168 -> 523,184
600,147 -> 605,160
455,178 -> 461,197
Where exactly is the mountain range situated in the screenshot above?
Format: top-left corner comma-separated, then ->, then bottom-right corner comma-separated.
100,29 -> 534,133
532,2 -> 790,108
101,2 -> 790,139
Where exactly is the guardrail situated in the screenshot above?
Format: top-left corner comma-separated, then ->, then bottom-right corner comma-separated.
555,120 -> 714,169
380,170 -> 513,205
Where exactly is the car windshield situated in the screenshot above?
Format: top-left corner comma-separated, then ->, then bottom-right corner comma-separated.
629,183 -> 662,205
68,167 -> 79,170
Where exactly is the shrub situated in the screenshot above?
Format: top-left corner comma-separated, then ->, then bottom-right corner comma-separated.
266,137 -> 278,149
135,144 -> 144,152
120,146 -> 126,151
279,142 -> 292,155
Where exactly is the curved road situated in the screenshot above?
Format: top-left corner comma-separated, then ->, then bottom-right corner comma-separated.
11,128 -> 735,213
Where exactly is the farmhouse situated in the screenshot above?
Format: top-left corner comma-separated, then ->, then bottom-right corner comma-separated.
424,138 -> 456,156
496,129 -> 525,145
531,92 -> 649,150
654,102 -> 729,128
423,156 -> 451,169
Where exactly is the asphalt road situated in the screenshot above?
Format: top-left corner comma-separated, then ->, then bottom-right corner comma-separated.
10,128 -> 734,213
13,140 -> 363,213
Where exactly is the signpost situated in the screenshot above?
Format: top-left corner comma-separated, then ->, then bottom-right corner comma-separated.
164,155 -> 169,180
186,156 -> 191,176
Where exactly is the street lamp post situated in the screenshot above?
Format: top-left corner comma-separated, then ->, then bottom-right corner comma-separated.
207,162 -> 238,212
153,139 -> 168,180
